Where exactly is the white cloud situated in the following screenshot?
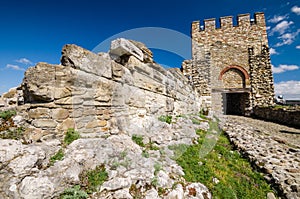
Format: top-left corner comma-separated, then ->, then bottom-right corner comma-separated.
266,26 -> 271,31
272,64 -> 299,74
15,58 -> 33,65
6,64 -> 25,71
296,45 -> 300,49
275,29 -> 300,46
291,5 -> 300,15
270,20 -> 294,35
268,15 -> 288,23
269,48 -> 278,55
274,81 -> 300,95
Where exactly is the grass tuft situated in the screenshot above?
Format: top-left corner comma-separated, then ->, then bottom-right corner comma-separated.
158,115 -> 172,124
64,128 -> 80,145
60,185 -> 88,199
49,149 -> 64,166
132,134 -> 145,147
80,164 -> 108,194
0,110 -> 16,120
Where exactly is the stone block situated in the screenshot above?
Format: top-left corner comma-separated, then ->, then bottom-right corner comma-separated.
28,108 -> 50,119
55,97 -> 83,105
61,44 -> 112,79
52,108 -> 69,120
86,120 -> 107,129
57,118 -> 75,132
109,38 -> 143,61
32,119 -> 58,129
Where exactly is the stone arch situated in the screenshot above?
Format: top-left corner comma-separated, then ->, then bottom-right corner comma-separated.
219,66 -> 249,88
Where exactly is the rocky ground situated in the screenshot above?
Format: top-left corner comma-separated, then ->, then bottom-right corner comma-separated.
221,115 -> 300,199
0,114 -> 211,199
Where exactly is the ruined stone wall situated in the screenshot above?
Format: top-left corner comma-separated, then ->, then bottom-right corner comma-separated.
6,42 -> 200,140
253,106 -> 300,128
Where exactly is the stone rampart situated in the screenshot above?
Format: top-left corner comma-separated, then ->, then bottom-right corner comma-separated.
253,106 -> 300,128
1,39 -> 201,141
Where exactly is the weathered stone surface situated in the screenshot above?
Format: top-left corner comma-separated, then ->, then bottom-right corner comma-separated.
267,192 -> 276,199
19,176 -> 54,199
22,63 -> 57,102
32,119 -> 58,129
85,120 -> 107,129
28,108 -> 50,119
57,118 -> 75,132
0,115 -> 212,198
110,38 -> 144,61
52,108 -> 69,120
0,140 -> 23,162
101,177 -> 132,191
61,44 -> 112,79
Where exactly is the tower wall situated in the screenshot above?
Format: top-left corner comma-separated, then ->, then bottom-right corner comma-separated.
183,12 -> 274,115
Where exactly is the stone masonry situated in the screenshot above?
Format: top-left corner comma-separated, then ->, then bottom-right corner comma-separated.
0,39 -> 201,141
182,12 -> 275,115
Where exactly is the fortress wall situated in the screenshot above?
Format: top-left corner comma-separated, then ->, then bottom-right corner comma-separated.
190,13 -> 268,93
253,106 -> 300,128
184,12 -> 274,115
14,43 -> 200,139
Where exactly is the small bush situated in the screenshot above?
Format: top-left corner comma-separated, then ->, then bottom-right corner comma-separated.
132,134 -> 145,147
0,110 -> 16,120
80,164 -> 108,194
64,128 -> 80,145
158,115 -> 172,124
60,185 -> 88,199
49,149 -> 64,166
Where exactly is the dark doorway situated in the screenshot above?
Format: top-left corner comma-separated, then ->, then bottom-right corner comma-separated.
225,93 -> 247,115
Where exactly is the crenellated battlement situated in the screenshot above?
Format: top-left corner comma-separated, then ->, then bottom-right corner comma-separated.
192,12 -> 265,32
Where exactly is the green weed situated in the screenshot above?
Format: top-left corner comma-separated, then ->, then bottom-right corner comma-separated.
60,185 -> 88,199
158,115 -> 172,124
64,128 -> 80,145
0,127 -> 24,140
49,149 -> 64,166
80,164 -> 108,194
0,110 -> 16,120
142,150 -> 150,158
132,134 -> 145,147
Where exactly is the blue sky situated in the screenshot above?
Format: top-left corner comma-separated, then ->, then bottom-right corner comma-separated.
0,0 -> 299,99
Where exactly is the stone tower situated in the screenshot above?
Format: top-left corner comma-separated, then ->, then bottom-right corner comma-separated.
182,12 -> 274,115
